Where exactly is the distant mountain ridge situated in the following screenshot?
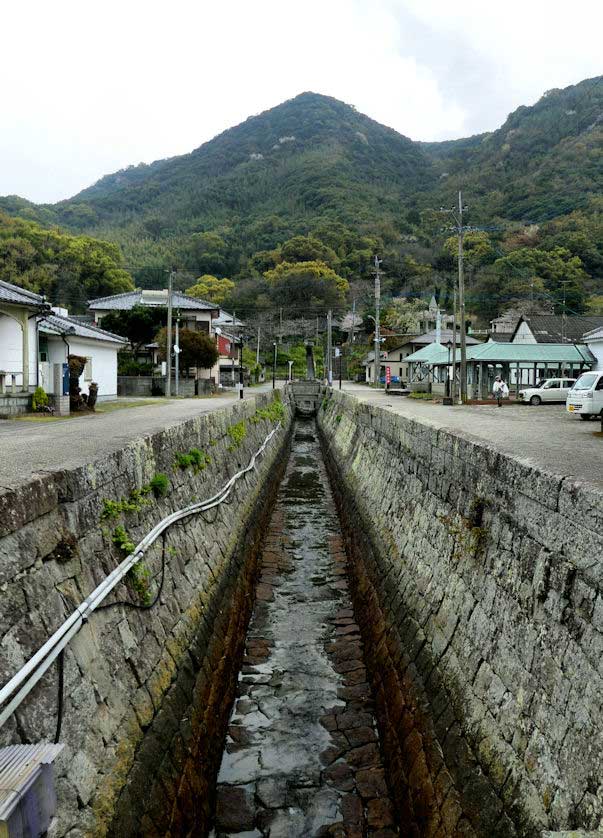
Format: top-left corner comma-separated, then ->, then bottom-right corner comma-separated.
1,77 -> 602,274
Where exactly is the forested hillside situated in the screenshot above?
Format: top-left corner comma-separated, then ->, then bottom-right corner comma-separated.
0,78 -> 601,323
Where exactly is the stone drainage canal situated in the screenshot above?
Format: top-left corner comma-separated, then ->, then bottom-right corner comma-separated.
211,419 -> 398,838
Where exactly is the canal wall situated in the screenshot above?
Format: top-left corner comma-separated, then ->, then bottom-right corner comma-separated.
318,389 -> 603,838
0,391 -> 292,838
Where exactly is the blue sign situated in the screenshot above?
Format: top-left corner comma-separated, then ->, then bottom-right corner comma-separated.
62,363 -> 69,396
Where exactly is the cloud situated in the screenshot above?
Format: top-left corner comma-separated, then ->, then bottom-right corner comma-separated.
1,0 -> 601,202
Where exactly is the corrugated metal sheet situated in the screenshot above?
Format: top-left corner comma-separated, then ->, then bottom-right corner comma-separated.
0,743 -> 63,820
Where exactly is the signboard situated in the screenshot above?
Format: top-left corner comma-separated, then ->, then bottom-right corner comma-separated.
62,363 -> 69,396
385,366 -> 391,386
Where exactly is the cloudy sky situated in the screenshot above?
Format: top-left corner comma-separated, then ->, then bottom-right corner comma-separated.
2,0 -> 601,203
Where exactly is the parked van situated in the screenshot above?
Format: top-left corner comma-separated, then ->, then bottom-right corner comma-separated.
566,371 -> 603,419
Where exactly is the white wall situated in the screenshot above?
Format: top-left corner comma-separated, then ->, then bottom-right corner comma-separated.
43,337 -> 120,399
512,321 -> 537,344
0,313 -> 38,387
586,337 -> 603,371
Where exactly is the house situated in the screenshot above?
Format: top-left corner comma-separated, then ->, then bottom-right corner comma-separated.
510,314 -> 603,344
39,308 -> 127,402
0,280 -> 49,415
363,329 -> 481,384
583,326 -> 603,370
88,289 -> 222,383
405,340 -> 595,398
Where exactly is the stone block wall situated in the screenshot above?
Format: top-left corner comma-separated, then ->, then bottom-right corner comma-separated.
0,391 -> 291,837
318,390 -> 603,837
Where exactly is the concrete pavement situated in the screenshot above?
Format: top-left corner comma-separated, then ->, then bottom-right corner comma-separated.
340,382 -> 603,490
0,384 -> 282,490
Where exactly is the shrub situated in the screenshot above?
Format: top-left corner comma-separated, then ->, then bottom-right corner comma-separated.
175,452 -> 194,469
149,473 -> 169,497
112,525 -> 135,556
189,448 -> 211,471
127,562 -> 152,606
227,420 -> 247,449
31,386 -> 49,411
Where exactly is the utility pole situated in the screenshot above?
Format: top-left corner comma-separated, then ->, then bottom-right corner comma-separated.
326,309 -> 333,386
438,193 -> 468,401
256,325 -> 261,365
231,311 -> 236,387
452,287 -> 457,404
351,298 -> 356,343
174,312 -> 180,397
373,255 -> 382,388
560,281 -> 571,342
272,341 -> 277,390
238,335 -> 244,399
279,307 -> 283,343
165,271 -> 173,397
457,191 -> 467,402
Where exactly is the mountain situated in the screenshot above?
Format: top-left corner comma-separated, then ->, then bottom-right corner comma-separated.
0,79 -> 602,313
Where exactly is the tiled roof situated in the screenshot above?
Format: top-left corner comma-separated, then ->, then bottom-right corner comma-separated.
411,329 -> 481,346
88,289 -> 219,312
40,313 -> 127,345
583,325 -> 603,341
512,315 -> 603,343
0,280 -> 46,308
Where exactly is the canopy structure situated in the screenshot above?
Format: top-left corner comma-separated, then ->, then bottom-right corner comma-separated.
405,341 -> 595,397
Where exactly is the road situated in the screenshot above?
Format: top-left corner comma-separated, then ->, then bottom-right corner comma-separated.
0,384 -> 282,490
340,383 -> 603,491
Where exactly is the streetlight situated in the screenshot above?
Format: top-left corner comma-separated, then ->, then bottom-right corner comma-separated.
272,341 -> 277,390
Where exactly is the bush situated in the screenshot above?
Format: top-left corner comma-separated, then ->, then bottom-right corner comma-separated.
149,473 -> 169,497
31,386 -> 49,411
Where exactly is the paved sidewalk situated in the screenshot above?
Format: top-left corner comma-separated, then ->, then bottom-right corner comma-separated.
340,383 -> 603,490
0,384 -> 282,490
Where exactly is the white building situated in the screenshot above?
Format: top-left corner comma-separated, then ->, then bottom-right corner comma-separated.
39,309 -> 127,401
0,280 -> 48,396
583,326 -> 603,371
89,289 -> 222,382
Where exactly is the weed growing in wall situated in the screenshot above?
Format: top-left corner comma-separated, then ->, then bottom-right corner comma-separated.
127,562 -> 152,606
101,486 -> 152,520
175,449 -> 211,472
112,525 -> 135,556
149,472 -> 169,498
227,420 -> 247,450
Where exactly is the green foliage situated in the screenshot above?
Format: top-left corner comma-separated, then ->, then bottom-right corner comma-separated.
31,386 -> 49,411
0,211 -> 133,312
227,420 -> 247,449
149,472 -> 170,497
101,486 -> 152,520
174,449 -> 210,471
117,353 -> 154,375
264,260 -> 349,308
188,448 -> 211,471
251,397 -> 286,424
156,327 -> 219,370
112,525 -> 135,556
186,274 -> 235,304
175,452 -> 194,469
408,391 -> 435,400
127,562 -> 153,606
102,305 -> 166,352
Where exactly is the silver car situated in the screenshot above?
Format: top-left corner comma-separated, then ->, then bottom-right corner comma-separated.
518,378 -> 576,406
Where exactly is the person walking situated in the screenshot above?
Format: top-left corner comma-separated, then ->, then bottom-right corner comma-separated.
492,375 -> 509,407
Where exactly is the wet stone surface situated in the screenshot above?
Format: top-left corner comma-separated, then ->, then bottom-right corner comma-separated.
211,420 -> 398,837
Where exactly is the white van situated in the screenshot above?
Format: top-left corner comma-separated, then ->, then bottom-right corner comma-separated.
566,371 -> 603,420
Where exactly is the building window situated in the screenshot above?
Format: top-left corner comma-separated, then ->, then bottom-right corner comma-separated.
84,357 -> 93,381
196,320 -> 209,333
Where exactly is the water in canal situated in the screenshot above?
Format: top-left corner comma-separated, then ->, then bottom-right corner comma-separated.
211,419 -> 398,837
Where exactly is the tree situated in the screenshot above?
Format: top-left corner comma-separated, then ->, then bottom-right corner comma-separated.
279,235 -> 339,268
443,231 -> 495,270
156,327 -> 219,372
383,297 -> 427,333
101,305 -> 167,353
188,231 -> 228,275
264,261 -> 349,310
186,275 -> 235,305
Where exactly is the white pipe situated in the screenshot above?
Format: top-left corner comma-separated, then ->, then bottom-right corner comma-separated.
0,423 -> 281,729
